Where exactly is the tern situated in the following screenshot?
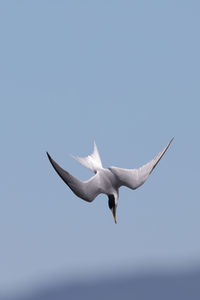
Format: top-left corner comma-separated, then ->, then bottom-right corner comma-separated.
47,138 -> 173,223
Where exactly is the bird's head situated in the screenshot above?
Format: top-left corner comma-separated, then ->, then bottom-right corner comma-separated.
108,194 -> 118,224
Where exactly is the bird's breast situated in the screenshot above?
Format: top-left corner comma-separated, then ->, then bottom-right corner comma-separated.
98,168 -> 119,195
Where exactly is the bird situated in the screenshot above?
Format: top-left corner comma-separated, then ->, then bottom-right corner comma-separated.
47,138 -> 173,223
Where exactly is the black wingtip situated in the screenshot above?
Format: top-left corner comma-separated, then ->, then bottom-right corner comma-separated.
46,151 -> 52,161
169,137 -> 174,147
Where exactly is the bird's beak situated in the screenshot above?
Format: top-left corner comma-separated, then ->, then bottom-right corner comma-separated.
112,207 -> 117,224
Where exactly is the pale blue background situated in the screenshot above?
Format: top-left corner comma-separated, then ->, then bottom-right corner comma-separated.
0,0 -> 200,295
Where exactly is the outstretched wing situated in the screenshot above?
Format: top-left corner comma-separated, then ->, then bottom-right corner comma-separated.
47,152 -> 103,202
109,138 -> 173,190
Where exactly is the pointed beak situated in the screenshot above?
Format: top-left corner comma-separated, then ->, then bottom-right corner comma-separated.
112,207 -> 117,224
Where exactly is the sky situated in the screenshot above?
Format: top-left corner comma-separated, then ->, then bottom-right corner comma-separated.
0,0 -> 200,296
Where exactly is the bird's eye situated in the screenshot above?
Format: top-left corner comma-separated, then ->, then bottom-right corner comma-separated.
108,194 -> 115,209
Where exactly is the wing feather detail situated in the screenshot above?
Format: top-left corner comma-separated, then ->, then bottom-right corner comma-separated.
47,152 -> 103,202
109,138 -> 173,190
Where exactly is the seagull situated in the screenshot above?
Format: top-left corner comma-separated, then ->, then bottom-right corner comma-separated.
47,138 -> 173,223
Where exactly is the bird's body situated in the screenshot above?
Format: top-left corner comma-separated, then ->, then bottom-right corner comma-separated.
47,138 -> 173,223
91,167 -> 119,200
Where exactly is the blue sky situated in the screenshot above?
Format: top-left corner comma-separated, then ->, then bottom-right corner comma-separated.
0,0 -> 200,295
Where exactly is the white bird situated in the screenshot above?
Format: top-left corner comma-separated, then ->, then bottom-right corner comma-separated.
47,138 -> 173,223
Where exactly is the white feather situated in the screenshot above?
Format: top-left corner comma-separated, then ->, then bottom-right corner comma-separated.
71,141 -> 103,173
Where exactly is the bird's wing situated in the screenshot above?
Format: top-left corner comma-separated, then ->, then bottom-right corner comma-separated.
47,152 -> 103,202
109,138 -> 173,190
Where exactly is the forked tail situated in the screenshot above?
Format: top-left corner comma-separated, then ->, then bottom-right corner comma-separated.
71,142 -> 103,173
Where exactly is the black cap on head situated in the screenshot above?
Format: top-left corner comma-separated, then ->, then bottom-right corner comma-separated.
108,194 -> 115,209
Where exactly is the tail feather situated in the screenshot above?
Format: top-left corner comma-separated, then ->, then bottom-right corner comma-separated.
72,142 -> 103,173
